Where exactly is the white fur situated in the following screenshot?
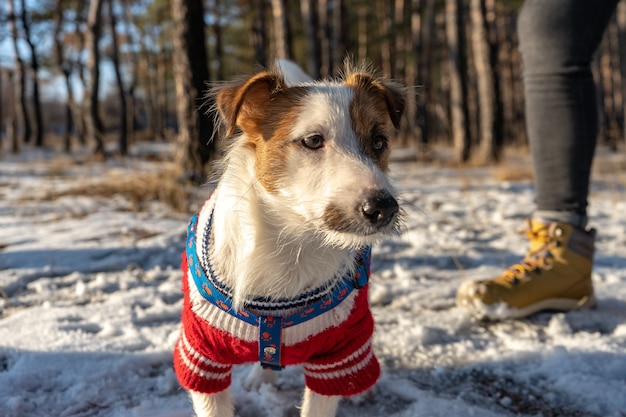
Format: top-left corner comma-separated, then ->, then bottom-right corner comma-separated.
208,138 -> 358,306
190,389 -> 233,417
187,62 -> 401,417
275,58 -> 314,86
279,86 -> 396,249
301,388 -> 340,417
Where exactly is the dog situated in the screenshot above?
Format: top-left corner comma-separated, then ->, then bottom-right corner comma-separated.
174,61 -> 406,417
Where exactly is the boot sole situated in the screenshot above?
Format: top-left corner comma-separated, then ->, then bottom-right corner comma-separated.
463,294 -> 596,320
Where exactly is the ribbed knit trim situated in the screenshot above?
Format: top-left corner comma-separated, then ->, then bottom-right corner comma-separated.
187,267 -> 358,346
173,327 -> 233,393
179,330 -> 231,371
303,339 -> 379,396
304,340 -> 372,371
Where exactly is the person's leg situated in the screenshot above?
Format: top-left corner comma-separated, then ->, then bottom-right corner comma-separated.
519,0 -> 619,226
457,0 -> 618,320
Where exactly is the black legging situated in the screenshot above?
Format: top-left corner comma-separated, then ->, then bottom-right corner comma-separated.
518,0 -> 619,216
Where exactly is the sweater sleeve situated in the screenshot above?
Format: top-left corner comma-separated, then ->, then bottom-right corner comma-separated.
302,287 -> 380,396
173,253 -> 233,394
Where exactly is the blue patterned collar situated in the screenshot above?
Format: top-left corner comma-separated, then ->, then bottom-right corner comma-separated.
185,211 -> 371,370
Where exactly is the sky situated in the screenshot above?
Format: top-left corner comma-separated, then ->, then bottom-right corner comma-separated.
0,0 -> 120,102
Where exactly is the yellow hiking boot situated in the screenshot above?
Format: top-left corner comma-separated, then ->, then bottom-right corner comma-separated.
456,219 -> 596,320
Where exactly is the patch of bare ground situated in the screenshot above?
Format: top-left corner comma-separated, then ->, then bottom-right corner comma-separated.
470,370 -> 601,417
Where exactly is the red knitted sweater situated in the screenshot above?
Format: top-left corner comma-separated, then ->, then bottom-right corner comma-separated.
173,254 -> 380,396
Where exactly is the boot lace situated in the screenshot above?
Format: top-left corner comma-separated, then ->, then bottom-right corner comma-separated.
503,219 -> 558,284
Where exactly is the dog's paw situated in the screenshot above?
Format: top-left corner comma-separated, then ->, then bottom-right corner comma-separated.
242,364 -> 278,391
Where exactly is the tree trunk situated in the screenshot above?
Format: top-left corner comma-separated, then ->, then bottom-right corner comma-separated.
494,0 -> 514,146
417,0 -> 436,147
134,14 -> 159,140
617,1 -> 626,149
213,0 -> 224,80
5,70 -> 19,154
0,69 -> 2,153
357,4 -> 368,64
250,0 -> 268,67
317,0 -> 331,78
73,6 -> 88,146
156,51 -> 168,139
402,0 -> 421,145
609,17 -> 624,147
394,0 -> 406,81
301,0 -> 320,78
376,0 -> 392,78
0,69 -> 3,153
54,0 -> 84,153
19,0 -> 44,148
470,0 -> 500,163
53,0 -> 75,153
330,0 -> 345,75
107,0 -> 128,155
171,0 -> 216,183
139,55 -> 158,139
122,0 -> 140,143
7,0 -> 31,146
85,0 -> 106,157
270,0 -> 292,59
446,0 -> 471,162
485,0 -> 504,155
507,12 -> 525,146
598,15 -> 622,150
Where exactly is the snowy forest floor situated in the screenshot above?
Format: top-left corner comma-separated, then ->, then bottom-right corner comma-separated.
1,143 -> 626,417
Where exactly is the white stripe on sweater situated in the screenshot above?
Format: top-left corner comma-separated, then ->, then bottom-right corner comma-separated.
303,349 -> 374,380
303,340 -> 371,371
177,339 -> 232,380
180,329 -> 231,369
187,269 -> 358,346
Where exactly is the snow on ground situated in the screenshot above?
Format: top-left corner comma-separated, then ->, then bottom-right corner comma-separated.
1,144 -> 625,417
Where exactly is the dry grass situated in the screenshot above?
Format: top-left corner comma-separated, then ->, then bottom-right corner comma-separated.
491,146 -> 534,182
592,154 -> 626,175
43,169 -> 197,212
492,162 -> 534,182
40,156 -> 85,178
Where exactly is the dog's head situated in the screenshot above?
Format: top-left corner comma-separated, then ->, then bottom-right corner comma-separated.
214,64 -> 406,248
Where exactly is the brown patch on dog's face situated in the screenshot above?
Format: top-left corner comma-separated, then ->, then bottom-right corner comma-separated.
348,92 -> 393,172
323,202 -> 386,236
346,72 -> 406,129
214,67 -> 406,244
250,95 -> 304,193
346,73 -> 406,172
215,71 -> 308,193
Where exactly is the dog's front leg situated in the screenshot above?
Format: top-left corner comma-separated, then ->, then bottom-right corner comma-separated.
301,387 -> 340,417
189,389 -> 233,417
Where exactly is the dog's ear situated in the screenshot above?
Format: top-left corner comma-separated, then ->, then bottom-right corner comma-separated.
346,72 -> 406,130
215,72 -> 286,136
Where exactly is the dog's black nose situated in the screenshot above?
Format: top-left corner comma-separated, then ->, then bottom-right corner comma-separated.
360,190 -> 398,227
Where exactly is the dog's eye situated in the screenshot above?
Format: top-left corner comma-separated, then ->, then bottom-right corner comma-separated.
373,135 -> 387,151
301,134 -> 324,150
